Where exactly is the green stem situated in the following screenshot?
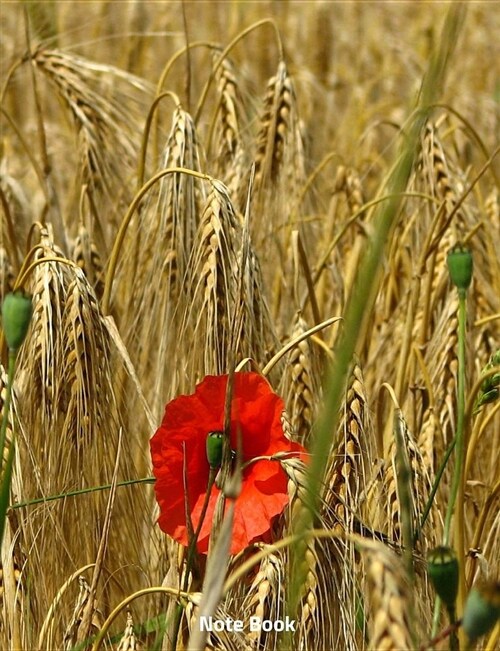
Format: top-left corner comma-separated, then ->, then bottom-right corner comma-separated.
416,437 -> 456,542
447,605 -> 458,651
0,352 -> 16,463
433,289 -> 468,640
10,477 -> 155,510
443,289 -> 467,545
0,350 -> 17,546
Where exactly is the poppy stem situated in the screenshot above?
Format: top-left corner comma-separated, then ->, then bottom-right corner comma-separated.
171,468 -> 217,650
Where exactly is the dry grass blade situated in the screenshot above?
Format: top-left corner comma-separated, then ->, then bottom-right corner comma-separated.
75,430 -> 121,645
62,575 -> 104,650
1,513 -> 25,650
281,457 -> 320,650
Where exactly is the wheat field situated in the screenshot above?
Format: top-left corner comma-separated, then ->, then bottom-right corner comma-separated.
0,2 -> 499,650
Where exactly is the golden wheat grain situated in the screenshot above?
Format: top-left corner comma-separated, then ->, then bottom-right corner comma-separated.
158,107 -> 203,274
72,224 -> 104,300
253,60 -> 305,207
418,121 -> 468,317
359,538 -> 415,651
24,230 -> 72,429
284,314 -> 321,445
423,292 -> 459,454
382,412 -> 436,548
60,272 -> 111,448
485,187 -> 499,231
32,48 -> 144,210
12,232 -> 152,644
182,180 -> 240,376
319,365 -> 377,650
323,364 -> 372,535
418,407 -> 438,478
116,610 -> 141,651
0,366 -> 14,469
470,187 -> 500,332
332,165 -> 367,286
279,457 -> 345,650
241,548 -> 283,650
210,50 -> 247,203
188,600 -> 246,651
241,243 -> 279,366
123,107 -> 204,406
211,52 -> 242,164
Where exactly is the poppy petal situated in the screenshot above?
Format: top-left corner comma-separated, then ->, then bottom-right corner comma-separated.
150,372 -> 306,554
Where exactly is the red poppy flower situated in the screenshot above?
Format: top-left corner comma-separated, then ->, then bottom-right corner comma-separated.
150,372 -> 305,554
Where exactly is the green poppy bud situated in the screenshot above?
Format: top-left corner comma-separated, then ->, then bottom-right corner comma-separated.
206,431 -> 224,469
447,244 -> 473,292
427,546 -> 459,612
2,291 -> 33,351
462,582 -> 500,642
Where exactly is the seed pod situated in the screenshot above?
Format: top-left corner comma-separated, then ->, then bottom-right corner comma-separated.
427,546 -> 459,612
1,291 -> 33,351
447,244 -> 473,291
462,582 -> 500,642
206,431 -> 224,468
